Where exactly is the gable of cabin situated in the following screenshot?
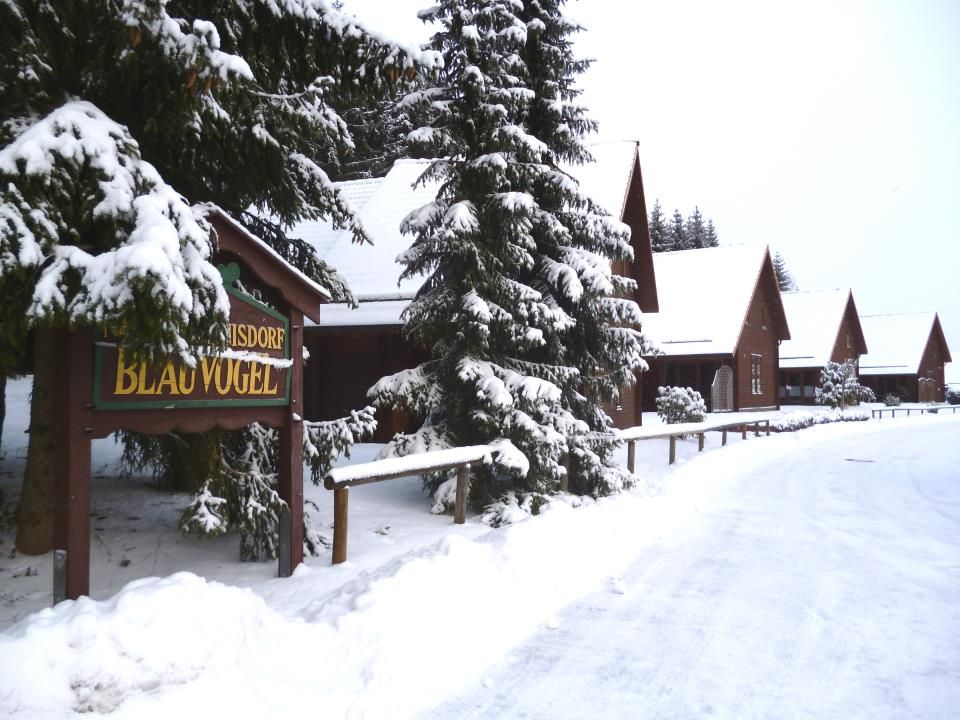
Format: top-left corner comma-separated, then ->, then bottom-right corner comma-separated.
732,250 -> 790,410
616,153 -> 659,313
916,315 -> 952,402
829,292 -> 868,365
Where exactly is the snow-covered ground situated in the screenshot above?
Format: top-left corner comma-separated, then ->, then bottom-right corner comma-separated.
1,377 -> 958,718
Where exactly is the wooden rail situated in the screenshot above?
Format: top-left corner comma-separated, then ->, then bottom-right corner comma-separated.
323,445 -> 495,564
620,418 -> 771,472
871,405 -> 959,419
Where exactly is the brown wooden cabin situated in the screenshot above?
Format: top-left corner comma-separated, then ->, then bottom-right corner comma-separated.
858,312 -> 952,403
778,289 -> 868,404
296,143 -> 660,439
640,245 -> 790,413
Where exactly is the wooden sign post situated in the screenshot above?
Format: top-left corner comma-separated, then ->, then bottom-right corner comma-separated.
52,208 -> 325,601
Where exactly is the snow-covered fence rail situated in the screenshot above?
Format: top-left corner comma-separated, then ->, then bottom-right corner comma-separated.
871,405 -> 959,419
619,416 -> 773,471
323,445 -> 497,564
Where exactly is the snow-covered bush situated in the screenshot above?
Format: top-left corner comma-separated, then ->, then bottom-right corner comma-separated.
883,393 -> 902,407
768,408 -> 870,432
656,386 -> 706,424
816,360 -> 870,408
946,387 -> 960,405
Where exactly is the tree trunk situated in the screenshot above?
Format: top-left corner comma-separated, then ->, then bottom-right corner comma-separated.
15,329 -> 58,554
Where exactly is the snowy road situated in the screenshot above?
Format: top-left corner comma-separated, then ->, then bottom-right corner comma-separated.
421,419 -> 960,720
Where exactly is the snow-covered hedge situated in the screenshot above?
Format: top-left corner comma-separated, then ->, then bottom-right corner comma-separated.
656,386 -> 706,424
769,409 -> 870,432
883,393 -> 902,407
947,387 -> 960,405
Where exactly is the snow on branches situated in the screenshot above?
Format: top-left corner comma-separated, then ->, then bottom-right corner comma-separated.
374,0 -> 651,508
0,101 -> 229,362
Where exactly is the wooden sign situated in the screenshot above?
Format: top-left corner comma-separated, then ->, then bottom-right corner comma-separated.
93,271 -> 291,409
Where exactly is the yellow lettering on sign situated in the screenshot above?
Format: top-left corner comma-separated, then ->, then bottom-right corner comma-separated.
262,364 -> 278,395
248,362 -> 264,395
232,360 -> 251,394
276,328 -> 285,351
200,357 -> 219,393
114,351 -> 139,395
214,359 -> 232,395
267,327 -> 278,350
179,367 -> 196,395
156,363 -> 179,395
137,363 -> 157,395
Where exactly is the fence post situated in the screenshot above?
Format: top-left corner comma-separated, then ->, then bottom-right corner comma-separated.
765,420 -> 770,436
332,486 -> 349,565
722,428 -> 728,446
754,422 -> 760,437
278,507 -> 291,578
454,464 -> 470,524
698,433 -> 705,452
669,436 -> 677,464
627,441 -> 636,473
53,550 -> 67,605
742,425 -> 747,440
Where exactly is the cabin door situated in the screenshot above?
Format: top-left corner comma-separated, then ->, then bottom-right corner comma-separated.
711,365 -> 734,412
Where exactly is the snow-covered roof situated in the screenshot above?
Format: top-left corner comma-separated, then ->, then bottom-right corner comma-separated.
288,176 -> 385,259
322,159 -> 439,302
779,289 -> 861,369
315,299 -> 409,328
641,245 -> 784,356
303,145 -> 656,328
859,312 -> 949,376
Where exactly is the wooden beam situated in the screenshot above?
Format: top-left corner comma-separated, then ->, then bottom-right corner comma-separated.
54,329 -> 93,601
277,308 -> 304,576
454,465 -> 469,524
332,487 -> 348,564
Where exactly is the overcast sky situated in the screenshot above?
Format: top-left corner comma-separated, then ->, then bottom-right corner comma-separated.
344,0 -> 960,382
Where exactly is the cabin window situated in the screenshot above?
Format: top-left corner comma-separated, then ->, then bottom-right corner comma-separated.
760,305 -> 769,331
751,354 -> 762,395
846,333 -> 852,349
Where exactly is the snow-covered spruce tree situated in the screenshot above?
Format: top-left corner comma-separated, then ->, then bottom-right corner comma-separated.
773,251 -> 795,291
684,206 -> 707,249
0,0 -> 434,553
704,218 -> 719,247
648,199 -> 670,252
669,208 -> 689,250
371,0 -> 652,510
816,359 -> 868,409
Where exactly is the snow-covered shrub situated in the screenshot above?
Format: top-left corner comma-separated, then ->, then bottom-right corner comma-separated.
816,360 -> 870,408
656,386 -> 706,424
883,393 -> 902,407
768,408 -> 870,432
946,387 -> 960,405
858,385 -> 877,403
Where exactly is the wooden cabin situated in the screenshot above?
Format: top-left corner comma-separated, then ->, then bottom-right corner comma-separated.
858,312 -> 952,403
778,289 -> 868,404
640,246 -> 790,413
294,142 -> 660,439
